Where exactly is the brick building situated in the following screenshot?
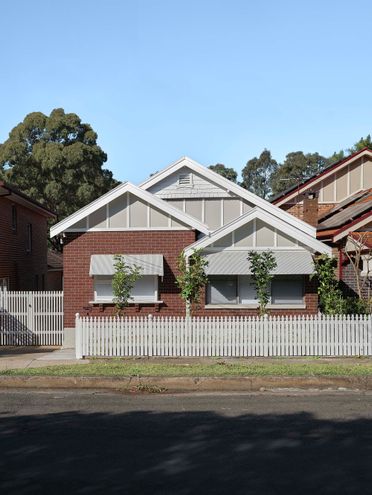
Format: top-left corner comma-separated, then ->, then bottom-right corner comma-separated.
0,181 -> 55,290
50,157 -> 330,342
271,148 -> 372,298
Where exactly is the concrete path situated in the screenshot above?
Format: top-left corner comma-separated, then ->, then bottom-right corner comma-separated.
0,346 -> 89,370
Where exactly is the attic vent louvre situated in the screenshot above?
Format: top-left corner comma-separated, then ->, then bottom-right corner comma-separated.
178,173 -> 192,187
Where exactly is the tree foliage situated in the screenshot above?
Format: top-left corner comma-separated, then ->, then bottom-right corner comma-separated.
247,250 -> 277,316
176,249 -> 209,316
241,149 -> 278,199
0,108 -> 118,220
209,163 -> 237,183
348,134 -> 372,153
311,255 -> 344,315
270,152 -> 328,196
112,255 -> 142,315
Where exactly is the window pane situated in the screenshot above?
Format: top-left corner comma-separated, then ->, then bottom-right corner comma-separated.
131,276 -> 157,301
239,276 -> 257,304
208,277 -> 237,304
271,277 -> 303,305
94,277 -> 113,300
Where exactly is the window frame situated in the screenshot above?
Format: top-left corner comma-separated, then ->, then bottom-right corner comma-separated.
270,276 -> 305,306
92,275 -> 160,304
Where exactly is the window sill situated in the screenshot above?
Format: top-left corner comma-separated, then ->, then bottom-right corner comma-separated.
89,300 -> 163,305
205,303 -> 306,310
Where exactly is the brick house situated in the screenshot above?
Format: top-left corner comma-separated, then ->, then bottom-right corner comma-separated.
271,148 -> 372,298
0,181 -> 55,290
50,157 -> 331,342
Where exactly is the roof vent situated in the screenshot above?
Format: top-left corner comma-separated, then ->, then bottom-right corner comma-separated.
178,173 -> 192,187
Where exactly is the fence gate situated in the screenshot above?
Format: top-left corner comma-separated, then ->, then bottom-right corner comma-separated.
0,290 -> 63,345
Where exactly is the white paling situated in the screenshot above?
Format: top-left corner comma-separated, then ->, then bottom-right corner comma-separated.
75,314 -> 372,359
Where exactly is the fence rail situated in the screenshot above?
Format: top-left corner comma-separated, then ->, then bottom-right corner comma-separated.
75,314 -> 372,358
0,290 -> 64,345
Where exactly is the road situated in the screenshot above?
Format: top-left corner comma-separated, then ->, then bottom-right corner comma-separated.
1,390 -> 372,494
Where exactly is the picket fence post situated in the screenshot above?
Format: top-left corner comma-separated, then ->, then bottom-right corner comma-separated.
75,313 -> 83,359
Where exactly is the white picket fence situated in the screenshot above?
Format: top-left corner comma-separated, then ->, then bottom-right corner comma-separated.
75,314 -> 372,358
0,290 -> 64,345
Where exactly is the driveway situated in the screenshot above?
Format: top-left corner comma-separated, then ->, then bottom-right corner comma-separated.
0,347 -> 89,370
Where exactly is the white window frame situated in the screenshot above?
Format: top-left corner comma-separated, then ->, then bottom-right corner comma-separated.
92,275 -> 159,304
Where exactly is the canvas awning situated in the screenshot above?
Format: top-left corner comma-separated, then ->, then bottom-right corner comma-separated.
89,254 -> 164,277
204,251 -> 314,275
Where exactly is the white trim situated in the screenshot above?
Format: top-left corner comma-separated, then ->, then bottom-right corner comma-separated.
333,213 -> 372,242
184,207 -> 332,256
274,149 -> 372,206
139,156 -> 316,237
65,227 -> 190,232
50,181 -> 210,237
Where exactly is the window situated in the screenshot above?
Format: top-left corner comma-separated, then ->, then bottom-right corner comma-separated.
208,277 -> 238,304
93,275 -> 159,303
0,277 -> 9,290
178,173 -> 192,187
207,275 -> 304,306
26,224 -> 32,253
11,205 -> 17,232
271,277 -> 304,305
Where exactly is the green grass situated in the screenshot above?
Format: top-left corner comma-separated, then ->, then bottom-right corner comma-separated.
2,360 -> 372,377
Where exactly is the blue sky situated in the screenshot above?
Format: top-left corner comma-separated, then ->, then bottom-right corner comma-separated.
1,0 -> 371,183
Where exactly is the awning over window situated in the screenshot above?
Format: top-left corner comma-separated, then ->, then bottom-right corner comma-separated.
89,254 -> 164,277
204,251 -> 314,275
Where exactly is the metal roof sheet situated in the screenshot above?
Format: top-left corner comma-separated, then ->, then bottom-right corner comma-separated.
204,250 -> 314,275
89,254 -> 164,276
318,201 -> 372,230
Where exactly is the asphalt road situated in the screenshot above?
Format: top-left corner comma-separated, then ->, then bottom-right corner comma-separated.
1,390 -> 372,494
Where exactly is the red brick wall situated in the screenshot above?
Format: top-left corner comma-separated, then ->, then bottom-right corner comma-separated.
63,230 -> 197,326
63,229 -> 319,326
281,202 -> 335,221
0,197 -> 48,290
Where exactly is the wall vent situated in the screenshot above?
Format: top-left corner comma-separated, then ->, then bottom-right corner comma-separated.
178,173 -> 192,187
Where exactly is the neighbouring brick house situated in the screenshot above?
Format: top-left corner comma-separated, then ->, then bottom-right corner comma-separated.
271,147 -> 372,299
50,157 -> 331,343
0,181 -> 55,290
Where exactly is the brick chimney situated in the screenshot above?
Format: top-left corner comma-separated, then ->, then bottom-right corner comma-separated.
303,191 -> 319,227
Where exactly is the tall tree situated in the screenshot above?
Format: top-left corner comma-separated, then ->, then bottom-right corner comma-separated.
0,108 -> 118,220
348,134 -> 372,153
208,163 -> 237,183
241,149 -> 278,199
270,151 -> 328,196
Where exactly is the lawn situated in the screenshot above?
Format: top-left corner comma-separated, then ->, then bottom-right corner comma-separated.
3,359 -> 372,377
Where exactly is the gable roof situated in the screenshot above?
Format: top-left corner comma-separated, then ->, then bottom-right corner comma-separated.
0,181 -> 56,218
184,207 -> 332,257
140,156 -> 316,237
50,181 -> 210,238
272,148 -> 372,207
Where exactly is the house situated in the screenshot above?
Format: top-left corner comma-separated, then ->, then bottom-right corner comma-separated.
47,250 -> 63,290
50,157 -> 331,344
271,148 -> 372,298
0,181 -> 55,290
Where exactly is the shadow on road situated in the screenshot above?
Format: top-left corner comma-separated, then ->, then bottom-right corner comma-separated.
0,408 -> 370,494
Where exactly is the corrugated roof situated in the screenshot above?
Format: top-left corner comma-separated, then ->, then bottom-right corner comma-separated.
89,254 -> 164,276
204,250 -> 314,275
318,201 -> 372,230
318,190 -> 368,221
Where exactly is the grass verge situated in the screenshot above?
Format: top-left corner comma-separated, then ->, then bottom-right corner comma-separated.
2,360 -> 372,377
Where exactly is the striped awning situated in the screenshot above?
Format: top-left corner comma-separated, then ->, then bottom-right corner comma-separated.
89,254 -> 164,276
204,251 -> 314,275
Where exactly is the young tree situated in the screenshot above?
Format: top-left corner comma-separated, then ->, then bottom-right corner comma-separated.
209,163 -> 237,183
241,149 -> 278,199
344,233 -> 372,305
311,254 -> 344,315
176,249 -> 208,316
0,108 -> 118,220
271,151 -> 328,196
112,255 -> 142,315
247,250 -> 277,316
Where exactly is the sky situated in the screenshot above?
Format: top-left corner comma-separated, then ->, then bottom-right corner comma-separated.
1,0 -> 372,183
